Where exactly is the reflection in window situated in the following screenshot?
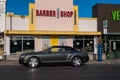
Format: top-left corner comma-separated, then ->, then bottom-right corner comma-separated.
84,40 -> 94,52
73,40 -> 83,51
10,36 -> 34,54
50,47 -> 65,53
59,36 -> 67,46
42,36 -> 50,50
73,36 -> 94,52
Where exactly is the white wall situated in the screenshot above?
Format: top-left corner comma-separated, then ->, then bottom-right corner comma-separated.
4,35 -> 10,55
0,13 -> 5,32
0,0 -> 6,32
78,19 -> 97,32
6,16 -> 29,30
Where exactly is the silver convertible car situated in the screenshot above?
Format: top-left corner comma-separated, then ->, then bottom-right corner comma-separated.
19,46 -> 89,68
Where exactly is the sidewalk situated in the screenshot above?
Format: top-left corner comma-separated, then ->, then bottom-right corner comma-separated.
87,59 -> 120,64
0,60 -> 21,66
0,59 -> 120,66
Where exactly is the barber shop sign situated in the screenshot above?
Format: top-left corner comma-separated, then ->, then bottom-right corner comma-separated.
36,8 -> 73,18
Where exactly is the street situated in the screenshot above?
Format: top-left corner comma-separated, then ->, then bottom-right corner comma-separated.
0,64 -> 120,80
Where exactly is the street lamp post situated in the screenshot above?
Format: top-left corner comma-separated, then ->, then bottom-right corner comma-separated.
7,12 -> 14,30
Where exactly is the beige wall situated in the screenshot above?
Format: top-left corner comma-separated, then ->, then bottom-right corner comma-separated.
6,16 -> 29,30
66,36 -> 73,47
35,0 -> 74,31
35,36 -> 42,52
78,18 -> 97,32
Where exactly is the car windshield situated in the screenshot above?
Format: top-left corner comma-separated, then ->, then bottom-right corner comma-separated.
42,46 -> 52,52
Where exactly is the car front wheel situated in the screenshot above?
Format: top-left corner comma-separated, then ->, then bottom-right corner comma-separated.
28,57 -> 40,68
71,57 -> 82,67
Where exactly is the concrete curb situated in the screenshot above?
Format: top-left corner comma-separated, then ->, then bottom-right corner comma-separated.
0,59 -> 120,66
0,60 -> 21,66
87,59 -> 120,64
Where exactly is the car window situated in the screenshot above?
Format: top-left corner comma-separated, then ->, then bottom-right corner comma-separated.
49,47 -> 65,53
58,48 -> 65,52
69,47 -> 78,52
50,48 -> 59,52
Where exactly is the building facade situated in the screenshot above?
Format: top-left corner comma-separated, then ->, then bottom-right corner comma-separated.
93,4 -> 120,58
0,0 -> 101,60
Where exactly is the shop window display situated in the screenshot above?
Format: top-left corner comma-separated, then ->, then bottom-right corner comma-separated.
73,36 -> 94,52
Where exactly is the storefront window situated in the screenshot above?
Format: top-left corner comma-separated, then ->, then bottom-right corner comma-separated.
84,40 -> 94,52
42,36 -> 50,50
59,36 -> 67,46
10,36 -> 34,54
73,40 -> 83,51
10,37 -> 22,54
73,36 -> 94,52
23,37 -> 34,52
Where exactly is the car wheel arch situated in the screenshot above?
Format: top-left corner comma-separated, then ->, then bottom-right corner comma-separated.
28,56 -> 41,62
71,56 -> 82,62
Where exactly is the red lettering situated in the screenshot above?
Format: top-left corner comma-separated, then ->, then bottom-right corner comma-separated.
43,10 -> 45,16
36,9 -> 73,18
53,11 -> 56,17
36,10 -> 39,16
67,11 -> 70,17
46,10 -> 49,16
49,10 -> 52,16
61,11 -> 63,17
40,10 -> 43,16
60,11 -> 73,17
70,11 -> 73,17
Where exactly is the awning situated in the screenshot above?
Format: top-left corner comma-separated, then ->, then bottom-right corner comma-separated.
4,30 -> 101,36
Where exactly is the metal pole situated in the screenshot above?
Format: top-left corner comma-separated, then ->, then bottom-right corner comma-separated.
83,36 -> 84,51
22,37 -> 23,53
105,33 -> 107,54
10,16 -> 12,30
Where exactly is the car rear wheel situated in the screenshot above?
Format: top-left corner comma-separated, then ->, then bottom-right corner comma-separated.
71,57 -> 82,67
28,57 -> 40,68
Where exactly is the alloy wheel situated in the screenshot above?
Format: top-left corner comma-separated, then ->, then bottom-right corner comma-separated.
28,57 -> 39,68
71,57 -> 82,67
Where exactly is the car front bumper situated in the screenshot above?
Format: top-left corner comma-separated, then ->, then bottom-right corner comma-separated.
82,56 -> 89,62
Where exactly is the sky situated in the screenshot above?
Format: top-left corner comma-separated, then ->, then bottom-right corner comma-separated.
6,0 -> 120,18
6,0 -> 34,15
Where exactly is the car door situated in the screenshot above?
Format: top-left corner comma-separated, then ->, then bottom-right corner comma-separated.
42,47 -> 67,62
54,47 -> 68,62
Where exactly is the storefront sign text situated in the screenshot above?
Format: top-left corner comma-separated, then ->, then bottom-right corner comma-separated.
36,9 -> 73,18
112,10 -> 120,21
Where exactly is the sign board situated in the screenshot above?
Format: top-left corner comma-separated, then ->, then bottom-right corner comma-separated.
103,28 -> 107,34
103,20 -> 108,28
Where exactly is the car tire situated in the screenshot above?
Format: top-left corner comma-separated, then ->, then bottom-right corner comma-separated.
71,56 -> 82,67
28,57 -> 40,68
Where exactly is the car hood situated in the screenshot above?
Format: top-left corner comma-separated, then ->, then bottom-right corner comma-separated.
22,51 -> 43,55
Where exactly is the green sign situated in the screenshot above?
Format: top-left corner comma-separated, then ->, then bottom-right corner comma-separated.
103,20 -> 108,28
112,10 -> 120,21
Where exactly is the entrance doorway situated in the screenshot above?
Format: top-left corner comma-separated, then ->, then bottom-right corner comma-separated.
109,40 -> 120,58
110,40 -> 120,51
